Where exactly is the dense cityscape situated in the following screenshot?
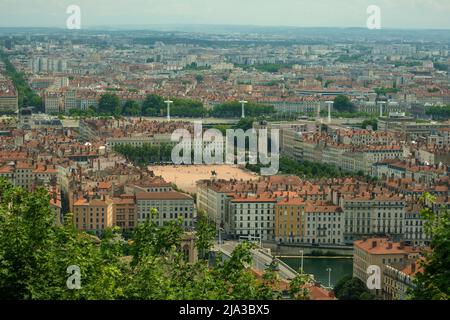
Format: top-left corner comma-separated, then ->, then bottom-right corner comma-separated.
0,2 -> 450,306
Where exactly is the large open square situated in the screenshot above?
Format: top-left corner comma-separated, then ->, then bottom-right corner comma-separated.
149,164 -> 259,193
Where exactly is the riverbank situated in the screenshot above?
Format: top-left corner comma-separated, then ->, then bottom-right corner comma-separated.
281,257 -> 353,288
262,241 -> 354,257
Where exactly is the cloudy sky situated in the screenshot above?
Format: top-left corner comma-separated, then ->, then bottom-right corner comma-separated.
0,0 -> 450,29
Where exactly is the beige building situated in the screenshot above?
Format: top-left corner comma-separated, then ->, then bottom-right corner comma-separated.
0,162 -> 58,192
111,196 -> 137,230
106,134 -> 174,149
353,238 -> 422,297
303,204 -> 344,245
136,191 -> 195,230
181,232 -> 198,264
0,81 -> 18,114
341,194 -> 405,244
383,262 -> 420,300
73,196 -> 114,232
196,180 -> 231,230
44,92 -> 63,114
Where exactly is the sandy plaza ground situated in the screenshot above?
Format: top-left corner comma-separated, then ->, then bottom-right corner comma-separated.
149,164 -> 258,193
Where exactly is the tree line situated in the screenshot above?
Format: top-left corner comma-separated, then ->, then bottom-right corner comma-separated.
0,50 -> 43,113
247,157 -> 357,179
113,143 -> 173,167
426,105 -> 450,120
70,93 -> 276,119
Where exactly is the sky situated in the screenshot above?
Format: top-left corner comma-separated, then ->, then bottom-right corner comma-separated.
1,0 -> 450,29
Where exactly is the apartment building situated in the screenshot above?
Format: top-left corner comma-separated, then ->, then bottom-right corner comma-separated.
196,180 -> 231,229
124,180 -> 173,194
111,196 -> 136,230
44,92 -> 63,114
0,81 -> 18,114
73,196 -> 114,232
372,159 -> 447,184
106,134 -> 174,149
353,238 -> 422,297
229,194 -> 277,241
383,261 -> 420,300
404,204 -> 430,246
341,146 -> 403,175
64,90 -> 78,111
275,197 -> 305,243
136,191 -> 195,230
0,162 -> 58,191
303,204 -> 344,245
340,194 -> 405,244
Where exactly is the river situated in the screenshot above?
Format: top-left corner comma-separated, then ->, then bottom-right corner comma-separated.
280,257 -> 353,288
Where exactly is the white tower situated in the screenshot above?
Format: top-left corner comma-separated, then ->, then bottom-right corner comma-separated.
325,101 -> 334,124
164,100 -> 173,121
239,100 -> 248,118
377,101 -> 387,118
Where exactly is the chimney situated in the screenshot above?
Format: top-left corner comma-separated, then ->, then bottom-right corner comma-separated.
411,262 -> 416,273
372,240 -> 377,248
387,242 -> 393,250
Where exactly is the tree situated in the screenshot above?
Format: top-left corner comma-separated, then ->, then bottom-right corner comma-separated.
171,98 -> 205,118
333,95 -> 355,113
426,105 -> 450,121
362,118 -> 378,130
0,178 -> 126,299
195,74 -> 204,83
123,100 -> 141,116
0,51 -> 44,112
410,193 -> 450,300
234,117 -> 255,131
195,210 -> 216,260
98,93 -> 121,115
333,275 -> 375,300
142,94 -> 165,116
289,272 -> 314,300
0,178 -> 311,300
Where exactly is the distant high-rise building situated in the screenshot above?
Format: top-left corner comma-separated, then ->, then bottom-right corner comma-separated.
4,39 -> 12,50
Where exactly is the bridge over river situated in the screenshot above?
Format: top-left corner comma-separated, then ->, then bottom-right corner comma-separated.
213,241 -> 310,282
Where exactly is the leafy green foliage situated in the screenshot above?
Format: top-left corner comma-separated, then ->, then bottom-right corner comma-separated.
426,105 -> 450,121
122,100 -> 141,116
247,157 -> 353,179
0,51 -> 43,112
410,193 -> 450,300
142,94 -> 165,116
289,272 -> 314,300
374,87 -> 400,96
98,93 -> 121,116
333,95 -> 356,113
234,117 -> 255,131
362,118 -> 378,130
68,106 -> 96,118
333,275 -> 376,300
113,143 -> 173,166
195,211 -> 216,260
0,178 -> 306,300
171,98 -> 206,117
